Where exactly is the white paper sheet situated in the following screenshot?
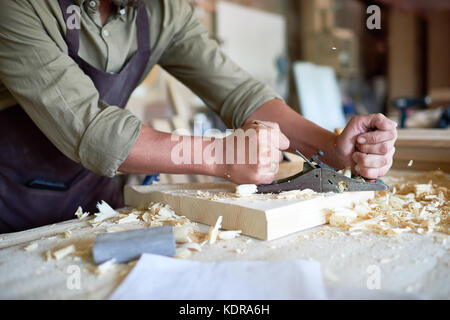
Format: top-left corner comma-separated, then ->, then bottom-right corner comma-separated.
110,254 -> 327,300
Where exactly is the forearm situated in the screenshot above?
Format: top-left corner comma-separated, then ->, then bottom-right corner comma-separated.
244,99 -> 344,169
118,125 -> 218,176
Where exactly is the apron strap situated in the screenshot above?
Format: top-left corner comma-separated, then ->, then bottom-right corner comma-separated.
136,5 -> 150,52
58,0 -> 80,56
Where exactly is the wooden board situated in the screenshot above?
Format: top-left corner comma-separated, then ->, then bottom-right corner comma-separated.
393,129 -> 450,172
124,183 -> 374,241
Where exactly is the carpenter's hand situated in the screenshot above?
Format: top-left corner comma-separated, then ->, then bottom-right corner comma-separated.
336,114 -> 398,179
218,121 -> 290,185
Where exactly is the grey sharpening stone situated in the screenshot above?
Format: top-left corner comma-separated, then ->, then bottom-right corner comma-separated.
92,226 -> 176,264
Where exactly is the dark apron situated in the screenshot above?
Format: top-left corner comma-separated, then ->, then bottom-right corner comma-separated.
0,0 -> 151,233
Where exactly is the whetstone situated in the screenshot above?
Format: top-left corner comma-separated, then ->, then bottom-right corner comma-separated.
124,183 -> 374,241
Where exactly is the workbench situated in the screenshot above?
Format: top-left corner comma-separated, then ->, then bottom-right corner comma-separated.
0,171 -> 448,299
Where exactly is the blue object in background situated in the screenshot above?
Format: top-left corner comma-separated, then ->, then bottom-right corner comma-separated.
142,174 -> 160,186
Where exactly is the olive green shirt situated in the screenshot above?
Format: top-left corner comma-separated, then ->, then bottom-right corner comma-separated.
0,0 -> 281,177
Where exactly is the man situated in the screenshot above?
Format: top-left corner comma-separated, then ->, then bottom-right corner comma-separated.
0,0 -> 397,233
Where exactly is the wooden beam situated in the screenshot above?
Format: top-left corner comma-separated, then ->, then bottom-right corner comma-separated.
124,183 -> 374,241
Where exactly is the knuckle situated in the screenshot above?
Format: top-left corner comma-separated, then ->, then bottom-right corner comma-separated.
379,142 -> 389,154
360,154 -> 369,166
270,122 -> 280,130
367,134 -> 377,144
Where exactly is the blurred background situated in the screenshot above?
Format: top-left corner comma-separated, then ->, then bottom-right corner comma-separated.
126,0 -> 450,185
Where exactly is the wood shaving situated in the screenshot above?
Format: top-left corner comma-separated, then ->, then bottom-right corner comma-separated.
196,190 -> 211,198
174,247 -> 192,259
117,213 -> 140,224
328,171 -> 449,235
92,201 -> 119,224
62,230 -> 72,239
106,226 -> 131,233
75,206 -> 89,220
24,243 -> 38,252
274,189 -> 316,200
235,184 -> 258,197
179,242 -> 202,252
207,216 -> 223,244
52,245 -> 75,260
174,225 -> 193,243
337,167 -> 352,178
337,181 -> 348,192
408,160 -> 413,167
218,230 -> 242,240
95,259 -> 117,276
234,248 -> 244,254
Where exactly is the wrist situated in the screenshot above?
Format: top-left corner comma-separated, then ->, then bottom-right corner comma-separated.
324,133 -> 346,169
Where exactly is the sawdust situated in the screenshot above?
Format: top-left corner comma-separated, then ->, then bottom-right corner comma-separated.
194,187 -> 317,201
337,181 -> 348,192
328,171 -> 450,235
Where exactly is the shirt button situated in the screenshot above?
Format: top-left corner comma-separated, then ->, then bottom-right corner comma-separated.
103,30 -> 110,37
89,1 -> 97,7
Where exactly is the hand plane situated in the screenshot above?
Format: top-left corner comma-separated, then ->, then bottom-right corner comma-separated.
257,150 -> 388,194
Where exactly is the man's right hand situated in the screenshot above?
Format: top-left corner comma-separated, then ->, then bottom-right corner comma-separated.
216,120 -> 290,185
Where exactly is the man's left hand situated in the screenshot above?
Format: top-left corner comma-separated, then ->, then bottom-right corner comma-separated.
335,113 -> 398,180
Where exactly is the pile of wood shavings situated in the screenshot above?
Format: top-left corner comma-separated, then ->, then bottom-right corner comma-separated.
37,201 -> 243,277
328,171 -> 449,236
114,203 -> 242,259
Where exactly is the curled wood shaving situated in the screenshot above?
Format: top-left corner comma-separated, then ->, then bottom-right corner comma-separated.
117,213 -> 140,224
328,171 -> 450,235
92,201 -> 119,224
338,167 -> 352,178
75,206 -> 89,220
337,181 -> 348,192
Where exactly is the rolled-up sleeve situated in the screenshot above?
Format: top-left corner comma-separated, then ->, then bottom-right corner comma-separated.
0,0 -> 141,177
159,0 -> 283,129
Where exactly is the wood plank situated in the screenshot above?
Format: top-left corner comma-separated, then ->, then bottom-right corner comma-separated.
393,129 -> 450,172
124,183 -> 374,241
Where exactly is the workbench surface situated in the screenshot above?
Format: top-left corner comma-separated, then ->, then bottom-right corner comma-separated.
0,172 -> 449,299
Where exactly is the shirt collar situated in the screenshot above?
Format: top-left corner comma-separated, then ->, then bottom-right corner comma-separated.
72,0 -> 128,22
